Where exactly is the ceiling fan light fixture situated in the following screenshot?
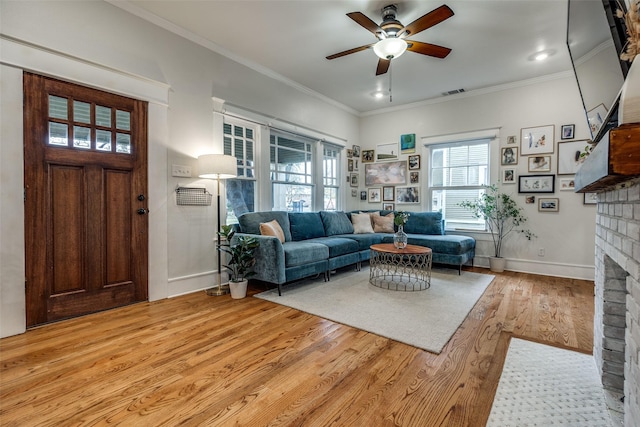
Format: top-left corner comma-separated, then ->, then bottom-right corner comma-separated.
373,37 -> 407,59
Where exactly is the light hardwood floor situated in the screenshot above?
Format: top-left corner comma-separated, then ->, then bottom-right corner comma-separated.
0,267 -> 594,426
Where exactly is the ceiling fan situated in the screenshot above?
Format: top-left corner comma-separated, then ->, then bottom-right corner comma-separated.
326,4 -> 454,76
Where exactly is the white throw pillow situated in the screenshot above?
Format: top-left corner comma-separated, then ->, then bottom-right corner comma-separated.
351,212 -> 375,234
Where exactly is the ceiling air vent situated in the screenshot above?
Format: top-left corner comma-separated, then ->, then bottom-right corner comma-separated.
442,88 -> 465,96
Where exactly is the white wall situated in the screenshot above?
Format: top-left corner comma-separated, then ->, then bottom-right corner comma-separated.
353,75 -> 597,279
0,0 -> 359,337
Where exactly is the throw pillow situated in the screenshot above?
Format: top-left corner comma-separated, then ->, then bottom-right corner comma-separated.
289,212 -> 326,241
403,211 -> 444,235
351,212 -> 375,234
371,212 -> 395,233
320,211 -> 354,235
260,220 -> 285,243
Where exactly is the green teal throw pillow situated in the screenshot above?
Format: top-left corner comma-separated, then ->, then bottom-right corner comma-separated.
320,211 -> 354,235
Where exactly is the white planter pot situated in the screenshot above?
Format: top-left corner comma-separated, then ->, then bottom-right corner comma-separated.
229,280 -> 248,299
488,257 -> 506,273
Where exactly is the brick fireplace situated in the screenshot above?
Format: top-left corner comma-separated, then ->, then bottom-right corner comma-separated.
593,178 -> 640,425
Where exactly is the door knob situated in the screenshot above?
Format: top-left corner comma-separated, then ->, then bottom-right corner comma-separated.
137,194 -> 146,201
137,208 -> 148,215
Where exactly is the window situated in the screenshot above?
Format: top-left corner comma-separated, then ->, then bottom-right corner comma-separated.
224,120 -> 256,224
323,145 -> 340,210
428,140 -> 490,230
270,132 -> 314,212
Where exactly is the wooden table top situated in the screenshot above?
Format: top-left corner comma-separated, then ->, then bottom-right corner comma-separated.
370,243 -> 432,255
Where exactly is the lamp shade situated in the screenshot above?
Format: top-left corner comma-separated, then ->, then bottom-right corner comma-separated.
197,154 -> 237,179
373,38 -> 407,60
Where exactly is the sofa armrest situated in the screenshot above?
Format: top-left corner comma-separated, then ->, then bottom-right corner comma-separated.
234,233 -> 286,285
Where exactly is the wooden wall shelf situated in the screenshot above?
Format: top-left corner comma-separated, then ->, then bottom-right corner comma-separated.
574,123 -> 640,192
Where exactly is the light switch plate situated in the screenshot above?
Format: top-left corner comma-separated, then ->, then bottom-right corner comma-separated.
172,164 -> 192,177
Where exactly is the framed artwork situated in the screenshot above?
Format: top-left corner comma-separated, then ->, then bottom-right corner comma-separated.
383,203 -> 395,211
525,195 -> 535,204
376,142 -> 399,161
396,186 -> 419,204
502,168 -> 516,184
559,177 -> 575,191
408,154 -> 421,170
364,160 -> 407,186
350,172 -> 359,187
353,158 -> 359,171
520,125 -> 555,155
538,197 -> 559,212
368,188 -> 381,203
527,155 -> 551,172
557,140 -> 589,175
584,192 -> 598,205
400,133 -> 416,154
501,147 -> 518,165
561,124 -> 575,140
347,159 -> 354,172
346,148 -> 353,158
518,174 -> 555,193
588,104 -> 608,135
382,186 -> 395,201
507,135 -> 517,144
351,189 -> 357,197
410,171 -> 419,184
362,149 -> 375,163
352,145 -> 361,158
360,191 -> 367,201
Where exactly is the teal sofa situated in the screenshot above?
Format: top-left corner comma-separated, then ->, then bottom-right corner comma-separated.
233,210 -> 475,295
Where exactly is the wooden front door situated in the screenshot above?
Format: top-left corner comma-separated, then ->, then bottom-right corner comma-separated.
23,73 -> 149,327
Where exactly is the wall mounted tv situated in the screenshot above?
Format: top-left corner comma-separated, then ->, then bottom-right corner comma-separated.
566,0 -> 630,143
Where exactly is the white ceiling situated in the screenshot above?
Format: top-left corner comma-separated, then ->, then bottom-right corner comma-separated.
119,0 -> 576,114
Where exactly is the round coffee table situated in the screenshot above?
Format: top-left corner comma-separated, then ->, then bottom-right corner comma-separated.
369,243 -> 432,291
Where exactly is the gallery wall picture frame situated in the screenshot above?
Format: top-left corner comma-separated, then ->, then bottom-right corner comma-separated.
353,158 -> 359,171
527,155 -> 551,172
351,189 -> 357,197
588,103 -> 608,135
362,149 -> 375,163
501,147 -> 518,165
518,174 -> 555,193
502,168 -> 516,184
360,191 -> 367,201
347,159 -> 354,172
557,140 -> 589,175
507,135 -> 517,144
346,148 -> 353,158
364,160 -> 407,186
410,171 -> 419,183
525,195 -> 536,204
584,192 -> 598,205
538,197 -> 559,212
561,124 -> 575,140
408,154 -> 421,170
520,124 -> 555,155
376,142 -> 399,161
559,177 -> 575,191
383,203 -> 395,211
396,186 -> 420,204
382,186 -> 395,201
350,172 -> 359,187
352,145 -> 361,157
368,188 -> 381,203
400,133 -> 416,154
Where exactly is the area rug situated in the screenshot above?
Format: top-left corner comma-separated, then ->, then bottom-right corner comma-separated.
254,266 -> 494,354
487,338 -> 613,427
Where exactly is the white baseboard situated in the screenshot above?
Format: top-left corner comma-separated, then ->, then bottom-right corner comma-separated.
473,256 -> 595,281
168,270 -> 225,297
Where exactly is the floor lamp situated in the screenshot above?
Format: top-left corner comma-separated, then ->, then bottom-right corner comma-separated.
198,153 -> 238,296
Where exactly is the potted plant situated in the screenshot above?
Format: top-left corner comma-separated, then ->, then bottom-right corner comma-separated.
458,185 -> 535,272
217,225 -> 260,299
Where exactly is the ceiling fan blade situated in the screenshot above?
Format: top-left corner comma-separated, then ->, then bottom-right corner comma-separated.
376,59 -> 391,76
347,11 -> 385,37
406,40 -> 452,58
398,5 -> 454,38
326,43 -> 374,60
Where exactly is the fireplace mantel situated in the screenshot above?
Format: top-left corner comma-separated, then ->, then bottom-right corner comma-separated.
574,123 -> 640,192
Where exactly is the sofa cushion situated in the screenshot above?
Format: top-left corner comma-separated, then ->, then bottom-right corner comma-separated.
403,211 -> 444,235
238,211 -> 292,242
282,241 -> 329,267
307,237 -> 359,258
371,212 -> 394,233
289,212 -> 326,241
351,212 -> 375,234
339,233 -> 386,251
320,211 -> 354,236
259,219 -> 285,243
381,234 -> 475,255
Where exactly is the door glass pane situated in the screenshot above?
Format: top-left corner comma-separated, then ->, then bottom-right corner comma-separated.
96,130 -> 111,151
48,95 -> 67,120
73,101 -> 91,124
116,133 -> 131,153
48,122 -> 68,146
73,126 -> 91,149
96,106 -> 111,127
116,110 -> 130,130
